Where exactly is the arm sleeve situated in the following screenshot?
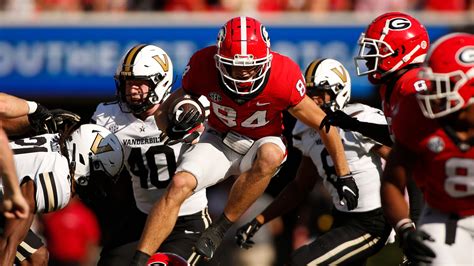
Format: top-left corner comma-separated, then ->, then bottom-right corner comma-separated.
353,122 -> 393,147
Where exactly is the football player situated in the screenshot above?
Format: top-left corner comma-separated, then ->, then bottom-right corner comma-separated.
236,58 -> 393,265
320,11 -> 429,237
0,127 -> 29,219
0,93 -> 80,220
92,44 -> 210,265
382,33 -> 474,265
131,16 -> 352,265
0,123 -> 124,265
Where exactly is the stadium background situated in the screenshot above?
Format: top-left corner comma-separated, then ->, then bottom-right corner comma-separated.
1,3 -> 473,265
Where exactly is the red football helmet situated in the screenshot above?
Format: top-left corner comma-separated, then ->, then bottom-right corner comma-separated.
146,252 -> 189,266
215,16 -> 272,98
416,33 -> 474,118
355,12 -> 430,83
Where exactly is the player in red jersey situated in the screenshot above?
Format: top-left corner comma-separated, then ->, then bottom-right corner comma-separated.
320,12 -> 429,244
321,12 -> 430,146
382,33 -> 474,265
131,16 -> 353,265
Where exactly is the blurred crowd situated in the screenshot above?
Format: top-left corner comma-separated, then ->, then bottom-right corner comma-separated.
0,0 -> 473,13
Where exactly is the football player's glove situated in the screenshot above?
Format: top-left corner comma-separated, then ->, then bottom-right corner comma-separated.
27,103 -> 55,134
163,96 -> 205,145
193,214 -> 233,260
320,109 -> 360,133
130,250 -> 151,266
235,218 -> 263,249
398,221 -> 436,264
193,225 -> 225,260
28,105 -> 81,134
328,173 -> 359,210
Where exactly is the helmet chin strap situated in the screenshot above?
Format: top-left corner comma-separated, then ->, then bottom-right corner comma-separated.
382,44 -> 425,77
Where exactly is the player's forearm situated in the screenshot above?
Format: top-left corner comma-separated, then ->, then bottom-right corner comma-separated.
1,117 -> 30,136
381,144 -> 413,227
260,157 -> 317,224
0,209 -> 34,265
320,128 -> 350,176
0,93 -> 30,119
260,179 -> 311,225
0,129 -> 21,196
289,97 -> 350,176
381,181 -> 410,228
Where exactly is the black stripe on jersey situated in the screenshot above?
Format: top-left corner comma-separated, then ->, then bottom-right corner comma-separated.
38,173 -> 50,212
49,172 -> 59,211
38,172 -> 58,213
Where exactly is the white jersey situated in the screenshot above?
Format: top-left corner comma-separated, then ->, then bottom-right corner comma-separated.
292,103 -> 387,212
1,134 -> 71,213
92,102 -> 207,215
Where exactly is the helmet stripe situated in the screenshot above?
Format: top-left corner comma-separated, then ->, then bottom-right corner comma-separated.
123,44 -> 147,73
305,59 -> 325,87
240,16 -> 247,55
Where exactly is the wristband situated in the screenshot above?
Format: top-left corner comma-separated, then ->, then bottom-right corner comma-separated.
395,218 -> 415,233
26,101 -> 38,114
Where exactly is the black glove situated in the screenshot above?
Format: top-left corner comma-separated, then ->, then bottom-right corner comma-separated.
50,109 -> 81,133
235,218 -> 263,249
28,103 -> 55,134
129,250 -> 151,266
330,174 -> 359,210
399,225 -> 436,264
320,109 -> 360,133
164,104 -> 203,145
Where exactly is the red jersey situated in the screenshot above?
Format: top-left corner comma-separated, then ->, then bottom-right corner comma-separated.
392,95 -> 474,217
379,67 -> 426,131
182,46 -> 305,140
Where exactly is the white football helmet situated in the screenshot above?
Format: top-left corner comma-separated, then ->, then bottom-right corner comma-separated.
115,44 -> 174,114
304,58 -> 351,111
66,124 -> 124,201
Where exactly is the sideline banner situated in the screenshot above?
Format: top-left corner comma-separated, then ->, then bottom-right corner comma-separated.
0,25 -> 450,99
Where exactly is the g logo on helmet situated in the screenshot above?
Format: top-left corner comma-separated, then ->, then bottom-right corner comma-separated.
457,46 -> 474,66
388,18 -> 411,31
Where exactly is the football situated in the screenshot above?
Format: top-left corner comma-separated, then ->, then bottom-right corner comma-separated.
167,94 -> 206,127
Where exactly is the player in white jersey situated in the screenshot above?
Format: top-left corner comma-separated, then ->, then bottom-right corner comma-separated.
0,123 -> 124,265
236,59 -> 393,265
91,44 -> 210,265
